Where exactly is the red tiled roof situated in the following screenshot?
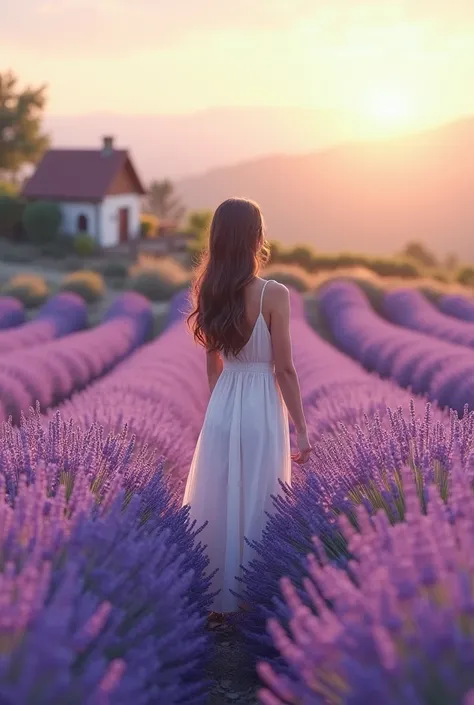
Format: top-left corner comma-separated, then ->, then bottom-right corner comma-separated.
22,149 -> 146,201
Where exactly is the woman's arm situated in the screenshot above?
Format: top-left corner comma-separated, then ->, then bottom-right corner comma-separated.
269,283 -> 311,463
206,349 -> 223,393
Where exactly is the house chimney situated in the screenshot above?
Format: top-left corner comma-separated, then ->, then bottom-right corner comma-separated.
102,135 -> 114,155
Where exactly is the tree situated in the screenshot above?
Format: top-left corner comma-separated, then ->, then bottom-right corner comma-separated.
185,209 -> 212,246
456,267 -> 474,288
444,252 -> 459,271
0,70 -> 49,177
146,179 -> 185,221
0,195 -> 25,237
288,245 -> 314,271
400,241 -> 438,269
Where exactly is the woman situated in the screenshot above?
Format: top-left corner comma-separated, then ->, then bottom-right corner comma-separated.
184,198 -> 311,613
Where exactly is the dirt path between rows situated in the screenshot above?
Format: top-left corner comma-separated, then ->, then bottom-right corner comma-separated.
206,620 -> 259,705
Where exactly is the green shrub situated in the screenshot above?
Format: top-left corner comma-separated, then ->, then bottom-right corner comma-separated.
401,241 -> 438,268
184,209 -> 212,248
268,240 -> 283,264
271,245 -> 422,281
287,245 -> 314,271
128,256 -> 190,302
368,257 -> 420,279
99,260 -> 130,279
185,239 -> 204,266
0,196 -> 25,237
127,270 -> 184,301
0,181 -> 19,197
140,213 -> 158,238
74,233 -> 97,257
456,267 -> 474,287
60,270 -> 105,303
1,274 -> 49,308
23,201 -> 62,244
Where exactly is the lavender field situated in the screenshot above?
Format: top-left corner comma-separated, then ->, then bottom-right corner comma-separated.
3,283 -> 474,704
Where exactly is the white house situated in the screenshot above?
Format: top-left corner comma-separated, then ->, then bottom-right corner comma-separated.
22,136 -> 146,247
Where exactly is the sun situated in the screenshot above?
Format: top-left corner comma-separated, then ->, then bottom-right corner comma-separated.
363,85 -> 416,131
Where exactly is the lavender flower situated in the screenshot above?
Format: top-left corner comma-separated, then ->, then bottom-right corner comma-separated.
0,409 -> 212,703
318,281 -> 474,413
239,291 -> 474,668
258,465 -> 474,705
0,292 -> 87,357
58,314 -> 208,493
0,293 -> 152,423
385,288 -> 474,349
439,294 -> 474,323
0,303 -> 214,702
0,296 -> 25,329
166,287 -> 192,327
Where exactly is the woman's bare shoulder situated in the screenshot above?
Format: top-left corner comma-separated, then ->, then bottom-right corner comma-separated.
264,279 -> 289,308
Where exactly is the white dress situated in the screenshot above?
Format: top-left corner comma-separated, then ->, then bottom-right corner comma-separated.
182,280 -> 291,612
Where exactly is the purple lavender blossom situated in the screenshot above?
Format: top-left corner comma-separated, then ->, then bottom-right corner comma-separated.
439,294 -> 474,322
166,287 -> 192,327
0,292 -> 87,356
238,291 -> 474,673
0,409 -> 212,703
0,299 -> 212,701
36,291 -> 88,335
0,293 -> 153,423
58,315 -> 208,493
0,296 -> 25,329
318,280 -> 474,414
385,288 -> 474,349
258,465 -> 474,705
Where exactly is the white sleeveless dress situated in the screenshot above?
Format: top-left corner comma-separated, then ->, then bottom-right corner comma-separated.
182,280 -> 291,612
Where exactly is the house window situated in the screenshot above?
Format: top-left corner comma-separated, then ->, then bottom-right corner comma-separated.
77,214 -> 88,232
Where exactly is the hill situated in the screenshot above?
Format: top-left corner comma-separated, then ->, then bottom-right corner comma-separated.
176,117 -> 474,259
44,106 -> 360,180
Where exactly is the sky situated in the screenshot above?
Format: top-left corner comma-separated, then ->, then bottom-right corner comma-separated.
2,0 -> 474,136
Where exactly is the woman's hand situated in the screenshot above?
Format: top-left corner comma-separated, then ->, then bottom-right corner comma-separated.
291,430 -> 312,465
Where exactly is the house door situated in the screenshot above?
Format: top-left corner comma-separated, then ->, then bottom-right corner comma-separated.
118,208 -> 129,243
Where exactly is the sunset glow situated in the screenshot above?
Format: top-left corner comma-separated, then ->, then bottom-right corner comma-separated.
0,0 -> 472,133
364,85 -> 416,131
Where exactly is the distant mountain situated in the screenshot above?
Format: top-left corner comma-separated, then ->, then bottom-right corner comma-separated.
44,106 -> 362,181
176,117 -> 474,260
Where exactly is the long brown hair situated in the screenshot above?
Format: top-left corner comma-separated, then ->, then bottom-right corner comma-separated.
187,198 -> 269,356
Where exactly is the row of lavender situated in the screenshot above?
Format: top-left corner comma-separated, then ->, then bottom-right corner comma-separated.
385,288 -> 474,349
0,296 -> 27,329
0,292 -> 152,423
0,292 -> 87,354
318,281 -> 474,413
59,301 -> 209,491
0,292 -> 213,703
243,291 -> 474,704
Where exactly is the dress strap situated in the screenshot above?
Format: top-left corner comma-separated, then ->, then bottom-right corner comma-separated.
259,279 -> 271,314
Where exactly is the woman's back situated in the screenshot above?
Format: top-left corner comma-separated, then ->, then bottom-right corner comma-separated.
224,278 -> 273,366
